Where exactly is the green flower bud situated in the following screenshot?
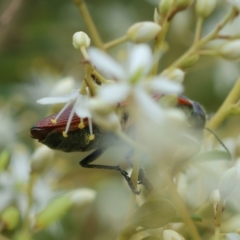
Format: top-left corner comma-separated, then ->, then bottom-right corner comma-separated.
34,195 -> 72,230
0,149 -> 10,172
158,0 -> 174,17
176,0 -> 193,10
179,54 -> 199,68
219,40 -> 240,60
154,8 -> 160,23
196,0 -> 217,18
72,31 -> 91,50
127,22 -> 161,43
34,188 -> 96,230
1,206 -> 20,231
161,68 -> 185,83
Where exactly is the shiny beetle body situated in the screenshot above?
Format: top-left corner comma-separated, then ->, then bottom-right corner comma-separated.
30,95 -> 206,194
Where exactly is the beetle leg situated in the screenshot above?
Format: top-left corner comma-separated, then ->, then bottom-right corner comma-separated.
125,149 -> 153,192
79,148 -> 140,195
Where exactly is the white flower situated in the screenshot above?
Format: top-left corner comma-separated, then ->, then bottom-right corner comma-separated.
37,89 -> 94,139
88,44 -> 183,122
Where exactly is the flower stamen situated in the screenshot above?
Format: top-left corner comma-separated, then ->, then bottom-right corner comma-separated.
88,118 -> 95,141
78,118 -> 85,129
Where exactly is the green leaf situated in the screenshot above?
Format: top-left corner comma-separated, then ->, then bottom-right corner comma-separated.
192,150 -> 231,162
172,214 -> 202,223
128,198 -> 177,229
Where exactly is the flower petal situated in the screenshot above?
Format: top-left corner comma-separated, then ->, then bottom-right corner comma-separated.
133,88 -> 165,122
74,95 -> 92,118
98,83 -> 130,103
128,44 -> 153,82
88,48 -> 125,81
37,90 -> 79,104
149,77 -> 184,94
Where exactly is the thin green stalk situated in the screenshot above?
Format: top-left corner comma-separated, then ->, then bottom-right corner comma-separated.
167,8 -> 237,71
194,17 -> 203,44
104,35 -> 128,49
206,78 -> 240,131
168,179 -> 201,240
74,0 -> 104,50
151,20 -> 170,75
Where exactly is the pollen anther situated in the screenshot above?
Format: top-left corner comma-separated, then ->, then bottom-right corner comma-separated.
89,134 -> 95,141
62,131 -> 68,138
51,119 -> 57,124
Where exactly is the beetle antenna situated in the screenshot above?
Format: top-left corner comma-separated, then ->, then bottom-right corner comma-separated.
204,127 -> 231,158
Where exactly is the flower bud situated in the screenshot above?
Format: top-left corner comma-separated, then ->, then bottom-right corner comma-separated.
34,188 -> 96,230
68,188 -> 96,206
176,0 -> 193,10
209,189 -> 221,206
50,77 -> 76,96
158,0 -> 174,17
161,68 -> 185,83
72,31 -> 91,49
1,206 -> 20,231
227,0 -> 240,11
0,149 -> 10,172
196,0 -> 217,18
219,167 -> 238,199
180,54 -> 199,68
34,195 -> 72,230
154,8 -> 160,23
127,22 -> 161,43
31,145 -> 54,173
219,40 -> 240,60
163,230 -> 185,240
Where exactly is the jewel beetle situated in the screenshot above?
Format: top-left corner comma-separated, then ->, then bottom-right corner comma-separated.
30,94 -> 206,194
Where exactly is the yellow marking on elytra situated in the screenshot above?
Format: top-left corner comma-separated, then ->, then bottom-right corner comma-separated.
51,119 -> 57,124
62,131 -> 68,138
78,122 -> 85,129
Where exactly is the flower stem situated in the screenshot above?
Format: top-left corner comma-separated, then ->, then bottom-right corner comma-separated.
194,17 -> 203,44
206,78 -> 240,131
168,178 -> 201,240
151,19 -> 170,75
74,0 -> 104,50
104,35 -> 128,49
167,9 -> 237,71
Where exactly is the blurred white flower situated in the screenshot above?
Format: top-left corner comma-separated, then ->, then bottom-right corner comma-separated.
226,233 -> 240,240
0,144 -> 30,214
88,44 -> 183,122
219,167 -> 238,199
